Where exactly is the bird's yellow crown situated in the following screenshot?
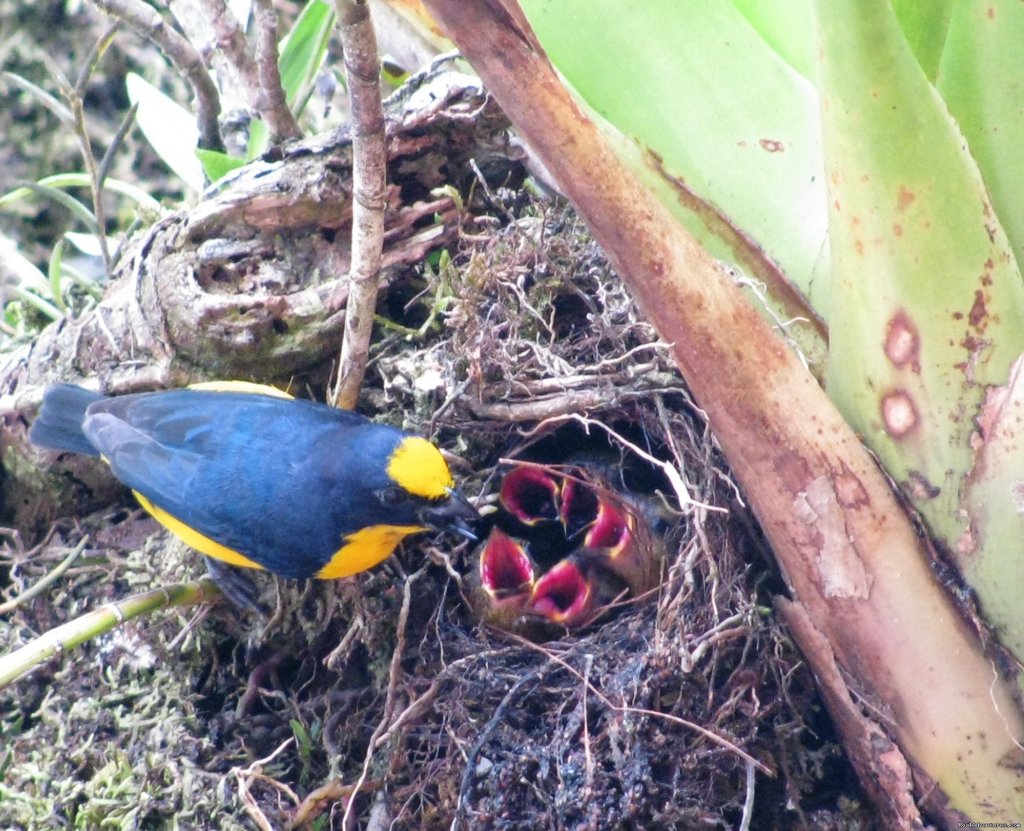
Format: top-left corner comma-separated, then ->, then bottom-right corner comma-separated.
387,436 -> 454,500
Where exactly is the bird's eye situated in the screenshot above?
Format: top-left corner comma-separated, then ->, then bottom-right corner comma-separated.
378,486 -> 407,507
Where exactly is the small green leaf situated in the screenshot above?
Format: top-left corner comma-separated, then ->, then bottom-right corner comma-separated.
246,118 -> 269,161
48,238 -> 67,314
8,286 -> 62,321
290,719 -> 312,759
195,149 -> 247,184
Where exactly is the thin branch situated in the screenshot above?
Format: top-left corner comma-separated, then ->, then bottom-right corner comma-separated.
233,738 -> 300,831
0,536 -> 89,615
97,101 -> 139,194
89,0 -> 223,151
252,0 -> 302,141
66,25 -> 121,273
0,578 -> 222,688
197,0 -> 262,105
195,0 -> 300,142
330,0 -> 387,409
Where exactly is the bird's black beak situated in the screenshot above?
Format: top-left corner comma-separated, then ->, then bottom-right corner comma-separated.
422,488 -> 480,541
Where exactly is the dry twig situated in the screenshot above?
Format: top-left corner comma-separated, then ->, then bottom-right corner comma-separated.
89,0 -> 223,150
234,738 -> 300,831
331,0 -> 387,409
252,0 -> 301,140
327,568 -> 423,829
195,0 -> 301,142
0,537 -> 89,615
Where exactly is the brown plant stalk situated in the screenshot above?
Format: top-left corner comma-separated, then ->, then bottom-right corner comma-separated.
331,0 -> 387,409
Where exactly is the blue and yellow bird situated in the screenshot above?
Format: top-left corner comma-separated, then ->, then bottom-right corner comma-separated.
30,383 -> 479,606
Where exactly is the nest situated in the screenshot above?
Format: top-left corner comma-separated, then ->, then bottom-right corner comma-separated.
0,200 -> 872,829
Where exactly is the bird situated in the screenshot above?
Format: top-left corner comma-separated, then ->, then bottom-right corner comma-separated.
498,464 -> 561,527
466,527 -> 536,631
558,470 -> 664,596
467,529 -> 622,634
527,553 -> 627,630
30,382 -> 480,608
557,473 -> 599,540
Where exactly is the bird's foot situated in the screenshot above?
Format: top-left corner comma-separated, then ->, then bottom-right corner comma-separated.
203,556 -> 267,615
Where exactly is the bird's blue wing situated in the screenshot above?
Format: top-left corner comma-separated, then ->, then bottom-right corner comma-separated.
81,391 -> 375,577
83,411 -> 206,516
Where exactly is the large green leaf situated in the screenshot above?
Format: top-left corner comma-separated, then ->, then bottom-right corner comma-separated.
730,0 -> 816,81
126,73 -> 204,192
936,0 -> 1024,276
817,2 -> 1024,660
517,0 -> 1024,675
278,0 -> 335,113
522,0 -> 828,362
891,0 -> 954,81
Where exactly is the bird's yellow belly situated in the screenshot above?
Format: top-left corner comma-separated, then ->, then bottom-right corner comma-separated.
134,490 -> 265,570
316,524 -> 426,579
134,489 -> 424,579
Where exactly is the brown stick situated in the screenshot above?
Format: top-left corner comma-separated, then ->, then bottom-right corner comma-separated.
775,598 -> 925,830
89,0 -> 223,151
330,0 -> 387,409
252,0 -> 302,141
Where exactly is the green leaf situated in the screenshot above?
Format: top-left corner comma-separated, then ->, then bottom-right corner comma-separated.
290,719 -> 312,759
8,286 -> 62,321
278,0 -> 334,113
521,0 -> 828,364
0,173 -> 161,214
816,1 -> 1024,662
246,117 -> 269,161
47,238 -> 67,314
126,73 -> 204,192
891,0 -> 955,81
935,0 -> 1024,277
9,183 -> 98,234
1,71 -> 73,125
195,149 -> 247,184
730,0 -> 816,80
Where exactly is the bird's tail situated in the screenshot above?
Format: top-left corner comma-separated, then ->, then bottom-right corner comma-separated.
29,384 -> 106,456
